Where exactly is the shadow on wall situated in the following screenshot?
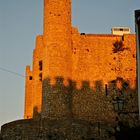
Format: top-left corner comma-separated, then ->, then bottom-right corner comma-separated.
33,106 -> 41,119
30,76 -> 139,139
0,76 -> 139,140
35,76 -> 139,126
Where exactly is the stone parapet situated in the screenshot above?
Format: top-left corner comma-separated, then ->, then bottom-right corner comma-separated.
1,119 -> 116,140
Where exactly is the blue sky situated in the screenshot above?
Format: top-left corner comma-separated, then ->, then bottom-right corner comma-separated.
0,0 -> 140,127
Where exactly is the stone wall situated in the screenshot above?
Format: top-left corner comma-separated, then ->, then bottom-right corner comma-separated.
32,35 -> 44,118
2,0 -> 139,139
25,30 -> 137,122
41,27 -> 137,123
71,28 -> 136,89
24,35 -> 44,119
1,119 -> 39,140
41,76 -> 138,127
24,66 -> 33,119
1,119 -> 116,140
24,0 -> 138,127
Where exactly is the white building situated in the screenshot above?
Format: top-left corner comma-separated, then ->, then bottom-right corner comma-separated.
111,27 -> 131,35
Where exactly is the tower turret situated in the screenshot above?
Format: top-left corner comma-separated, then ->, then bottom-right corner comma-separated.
42,0 -> 72,119
43,0 -> 72,81
43,0 -> 71,46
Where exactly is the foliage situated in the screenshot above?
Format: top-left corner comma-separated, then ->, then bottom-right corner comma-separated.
113,41 -> 124,53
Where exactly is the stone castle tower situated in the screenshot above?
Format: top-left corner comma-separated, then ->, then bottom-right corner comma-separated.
24,0 -> 138,122
1,0 -> 139,139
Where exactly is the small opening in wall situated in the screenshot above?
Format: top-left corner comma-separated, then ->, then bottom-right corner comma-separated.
29,76 -> 32,80
105,84 -> 108,96
81,33 -> 85,35
39,60 -> 43,71
122,35 -> 124,41
86,49 -> 89,52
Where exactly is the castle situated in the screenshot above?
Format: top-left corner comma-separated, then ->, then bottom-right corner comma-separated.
24,0 -> 137,121
1,0 -> 139,139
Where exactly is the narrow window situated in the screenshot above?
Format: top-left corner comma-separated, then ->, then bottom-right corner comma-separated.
122,36 -> 124,41
39,61 -> 43,71
105,84 -> 108,96
29,76 -> 32,80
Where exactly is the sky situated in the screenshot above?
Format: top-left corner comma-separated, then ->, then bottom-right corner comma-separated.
0,0 -> 140,128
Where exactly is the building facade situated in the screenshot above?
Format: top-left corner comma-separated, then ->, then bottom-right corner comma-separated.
24,0 -> 138,122
1,0 -> 139,139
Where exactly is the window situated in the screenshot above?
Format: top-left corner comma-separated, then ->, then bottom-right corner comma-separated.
39,61 -> 43,71
122,36 -> 124,41
105,84 -> 108,96
29,76 -> 32,80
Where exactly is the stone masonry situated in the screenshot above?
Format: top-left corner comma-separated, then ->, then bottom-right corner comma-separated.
1,0 -> 139,139
24,0 -> 137,121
